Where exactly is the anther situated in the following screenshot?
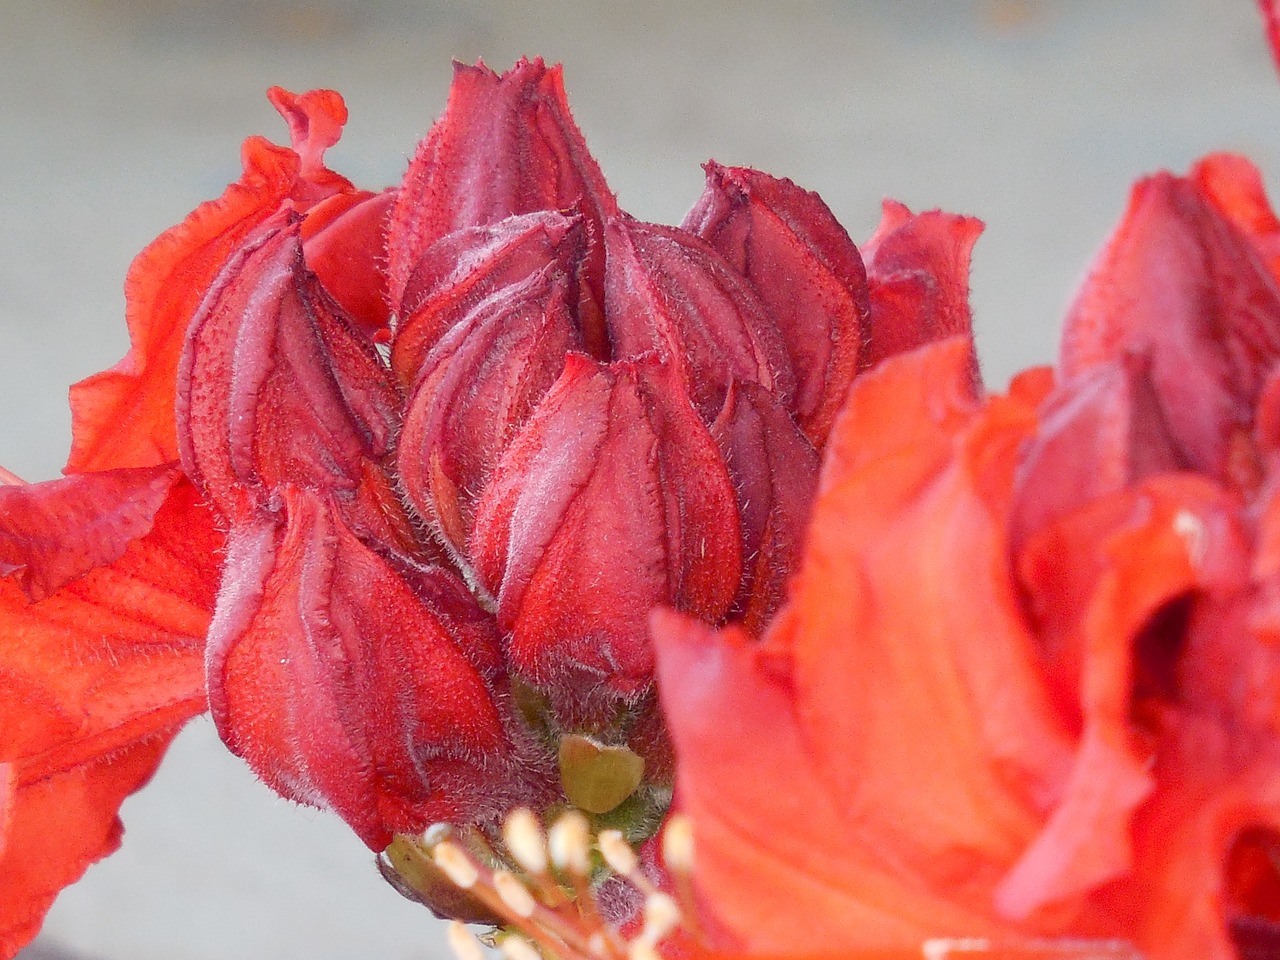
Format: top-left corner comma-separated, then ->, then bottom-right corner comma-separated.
504,807 -> 549,875
549,810 -> 592,876
642,891 -> 681,940
597,829 -> 638,877
432,841 -> 480,890
493,868 -> 538,919
446,921 -> 486,960
661,814 -> 694,874
499,933 -> 542,960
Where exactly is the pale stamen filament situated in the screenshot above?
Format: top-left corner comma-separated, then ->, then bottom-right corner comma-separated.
435,809 -> 700,960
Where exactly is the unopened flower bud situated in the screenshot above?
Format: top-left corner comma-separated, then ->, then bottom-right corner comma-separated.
685,162 -> 869,446
470,356 -> 742,707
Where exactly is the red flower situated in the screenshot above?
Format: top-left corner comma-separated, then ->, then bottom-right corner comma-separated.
654,156 -> 1280,960
3,60 -> 973,953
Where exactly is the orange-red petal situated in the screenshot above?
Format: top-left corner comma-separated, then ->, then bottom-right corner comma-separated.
0,463 -> 180,600
655,339 -> 1080,949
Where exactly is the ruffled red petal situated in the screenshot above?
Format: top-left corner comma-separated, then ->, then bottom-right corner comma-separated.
0,478 -> 219,955
0,463 -> 180,600
67,89 -> 358,474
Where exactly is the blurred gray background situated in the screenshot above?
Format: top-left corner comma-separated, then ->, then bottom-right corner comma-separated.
2,1 -> 1278,958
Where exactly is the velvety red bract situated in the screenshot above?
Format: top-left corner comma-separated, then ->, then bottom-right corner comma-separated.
398,264 -> 580,555
859,199 -> 983,377
0,477 -> 220,955
708,381 -> 819,635
392,211 -> 586,384
603,218 -> 795,421
380,66 -> 873,741
683,162 -> 869,446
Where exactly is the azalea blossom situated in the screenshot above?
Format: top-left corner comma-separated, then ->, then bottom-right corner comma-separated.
5,7 -> 1280,957
0,58 -> 974,956
653,151 -> 1280,960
